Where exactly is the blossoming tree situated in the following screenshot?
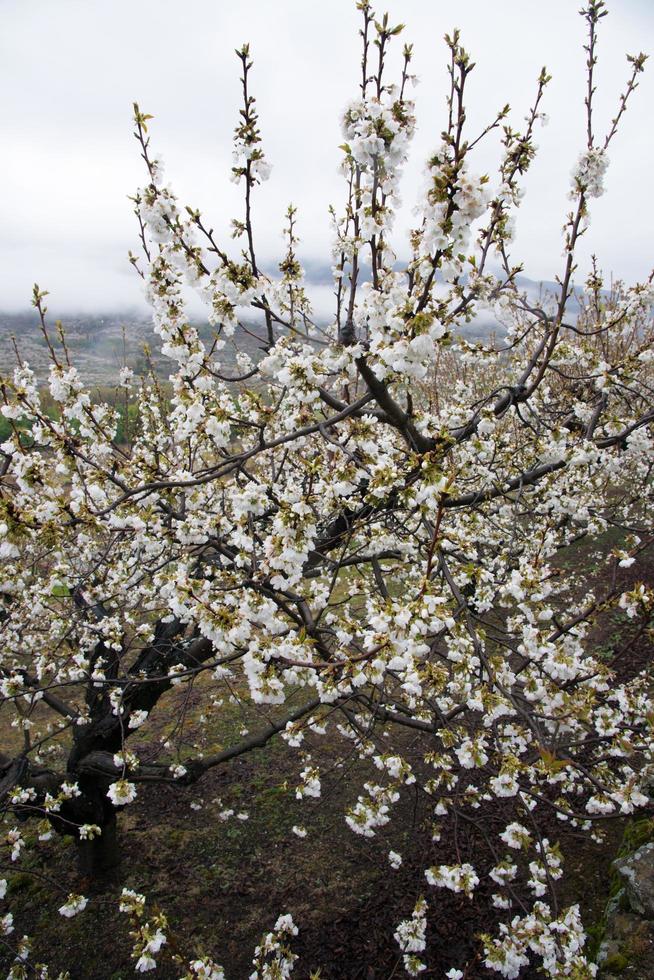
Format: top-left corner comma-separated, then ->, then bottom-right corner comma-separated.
1,1 -> 653,976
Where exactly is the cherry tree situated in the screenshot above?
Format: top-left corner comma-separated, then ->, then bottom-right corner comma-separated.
1,1 -> 653,976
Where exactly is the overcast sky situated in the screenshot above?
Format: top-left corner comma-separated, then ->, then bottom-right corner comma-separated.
1,0 -> 653,315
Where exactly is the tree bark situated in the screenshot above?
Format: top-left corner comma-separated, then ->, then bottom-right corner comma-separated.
75,810 -> 120,877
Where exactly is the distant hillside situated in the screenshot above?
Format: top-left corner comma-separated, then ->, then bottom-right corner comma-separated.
0,272 -> 580,385
0,312 -> 269,386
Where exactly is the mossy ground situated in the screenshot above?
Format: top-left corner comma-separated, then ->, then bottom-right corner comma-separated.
0,696 -> 624,979
1,536 -> 651,977
1,688 -> 425,977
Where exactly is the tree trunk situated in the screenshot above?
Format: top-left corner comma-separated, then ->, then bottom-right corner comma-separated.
75,811 -> 120,878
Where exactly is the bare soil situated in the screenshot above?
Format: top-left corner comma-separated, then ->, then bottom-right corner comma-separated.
1,543 -> 652,979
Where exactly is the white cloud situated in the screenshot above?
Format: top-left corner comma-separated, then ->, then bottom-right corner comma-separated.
1,0 -> 652,313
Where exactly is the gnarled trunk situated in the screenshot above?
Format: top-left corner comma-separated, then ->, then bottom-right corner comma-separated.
58,775 -> 122,879
75,810 -> 120,877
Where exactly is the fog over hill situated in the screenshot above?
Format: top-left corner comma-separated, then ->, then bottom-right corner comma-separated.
0,311 -> 270,386
0,270 -> 579,385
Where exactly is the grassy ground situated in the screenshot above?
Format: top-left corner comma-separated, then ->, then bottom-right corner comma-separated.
2,691 -> 427,978
0,691 -> 629,979
1,535 -> 652,978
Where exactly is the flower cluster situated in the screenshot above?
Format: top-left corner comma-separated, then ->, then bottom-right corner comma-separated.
250,914 -> 298,980
570,147 -> 609,198
394,897 -> 427,977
